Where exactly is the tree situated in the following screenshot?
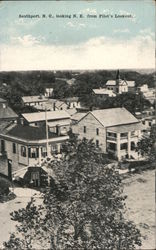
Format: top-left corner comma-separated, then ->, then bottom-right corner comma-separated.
137,124 -> 156,162
4,138 -> 142,249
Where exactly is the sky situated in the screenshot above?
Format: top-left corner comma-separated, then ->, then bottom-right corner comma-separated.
0,0 -> 155,71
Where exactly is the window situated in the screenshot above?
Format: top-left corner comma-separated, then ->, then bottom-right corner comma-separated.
51,144 -> 58,153
96,140 -> 99,147
12,143 -> 16,154
131,142 -> 135,151
120,133 -> 128,138
108,142 -> 116,151
120,143 -> 127,150
149,122 -> 151,127
83,126 -> 86,133
21,146 -> 26,157
142,121 -> 145,125
107,132 -> 116,138
28,148 -> 39,158
41,147 -> 47,158
96,128 -> 99,135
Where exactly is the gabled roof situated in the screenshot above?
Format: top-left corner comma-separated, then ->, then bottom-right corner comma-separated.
22,95 -> 48,103
71,112 -> 87,121
0,106 -> 18,120
22,110 -> 70,123
79,108 -> 139,127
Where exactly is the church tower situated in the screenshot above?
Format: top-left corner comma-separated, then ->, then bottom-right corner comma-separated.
116,69 -> 121,86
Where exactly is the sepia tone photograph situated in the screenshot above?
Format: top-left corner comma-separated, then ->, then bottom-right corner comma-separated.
0,0 -> 155,249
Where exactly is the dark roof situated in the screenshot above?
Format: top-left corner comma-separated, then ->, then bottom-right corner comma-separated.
6,125 -> 60,141
0,106 -> 18,120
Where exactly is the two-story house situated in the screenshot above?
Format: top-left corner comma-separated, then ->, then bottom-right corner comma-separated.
72,107 -> 143,161
0,124 -> 69,178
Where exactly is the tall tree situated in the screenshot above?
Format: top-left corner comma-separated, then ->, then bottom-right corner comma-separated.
137,124 -> 156,162
4,139 -> 141,249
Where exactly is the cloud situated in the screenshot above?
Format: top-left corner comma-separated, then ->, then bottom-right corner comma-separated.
66,22 -> 86,29
113,29 -> 130,34
139,28 -> 154,37
0,35 -> 155,71
80,8 -> 97,15
11,34 -> 44,46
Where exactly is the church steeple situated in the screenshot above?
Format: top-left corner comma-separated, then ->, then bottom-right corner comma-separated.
116,69 -> 120,81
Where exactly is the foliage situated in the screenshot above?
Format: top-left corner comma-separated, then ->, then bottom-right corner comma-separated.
4,138 -> 141,249
137,124 -> 156,162
80,92 -> 151,114
0,179 -> 10,196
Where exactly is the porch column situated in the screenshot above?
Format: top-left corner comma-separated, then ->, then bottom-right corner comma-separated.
38,147 -> 42,165
117,133 -> 121,161
128,132 -> 131,158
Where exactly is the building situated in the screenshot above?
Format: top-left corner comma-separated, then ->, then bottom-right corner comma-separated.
135,107 -> 155,134
22,95 -> 48,106
0,124 -> 69,178
21,110 -> 71,134
33,99 -> 68,112
44,88 -> 53,98
106,70 -> 136,94
92,88 -> 116,98
62,97 -> 81,109
0,98 -> 18,122
137,85 -> 155,104
72,107 -> 142,161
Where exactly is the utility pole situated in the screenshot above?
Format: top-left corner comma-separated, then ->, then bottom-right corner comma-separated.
45,107 -> 50,157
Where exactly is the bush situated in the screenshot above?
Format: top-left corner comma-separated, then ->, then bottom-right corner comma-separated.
0,179 -> 10,196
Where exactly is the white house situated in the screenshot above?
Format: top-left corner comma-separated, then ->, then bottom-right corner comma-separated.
0,124 -> 69,177
72,107 -> 143,161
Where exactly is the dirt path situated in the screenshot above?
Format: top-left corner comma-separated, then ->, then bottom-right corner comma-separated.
123,170 -> 155,250
0,188 -> 41,248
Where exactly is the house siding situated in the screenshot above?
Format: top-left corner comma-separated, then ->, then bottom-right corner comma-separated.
72,113 -> 107,152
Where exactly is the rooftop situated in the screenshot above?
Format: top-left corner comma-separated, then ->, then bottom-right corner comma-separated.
22,95 -> 48,103
72,112 -> 87,121
106,80 -> 116,86
93,88 -> 116,96
0,106 -> 18,120
107,122 -> 143,133
5,124 -> 61,141
22,110 -> 70,123
89,108 -> 139,127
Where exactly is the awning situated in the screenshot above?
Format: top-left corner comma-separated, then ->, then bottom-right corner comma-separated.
107,123 -> 144,133
12,167 -> 28,179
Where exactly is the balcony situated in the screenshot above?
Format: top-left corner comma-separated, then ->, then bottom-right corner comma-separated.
107,136 -> 117,142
